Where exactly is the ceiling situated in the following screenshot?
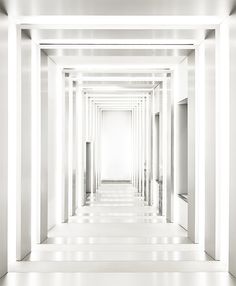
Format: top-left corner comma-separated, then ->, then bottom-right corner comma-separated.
7,0 -> 231,99
5,0 -> 233,16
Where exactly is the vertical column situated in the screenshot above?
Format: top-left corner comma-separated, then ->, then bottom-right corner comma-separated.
216,21 -> 230,264
149,94 -> 153,205
135,105 -> 138,189
68,79 -> 73,216
152,88 -> 160,209
205,24 -> 230,262
76,83 -> 85,206
204,30 -> 218,259
146,95 -> 152,205
55,69 -> 64,223
195,41 -> 206,247
98,106 -> 101,188
0,10 -> 8,276
95,104 -> 99,190
141,99 -> 145,198
72,86 -> 77,214
91,101 -> 96,196
61,74 -> 69,221
16,30 -> 32,260
138,101 -> 142,193
229,9 -> 236,276
165,77 -> 172,221
39,50 -> 48,242
145,96 -> 149,203
131,109 -> 134,186
162,78 -> 169,219
47,58 -> 60,230
187,51 -> 196,241
158,85 -> 164,215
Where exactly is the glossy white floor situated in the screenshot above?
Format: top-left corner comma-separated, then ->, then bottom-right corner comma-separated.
2,184 -> 236,285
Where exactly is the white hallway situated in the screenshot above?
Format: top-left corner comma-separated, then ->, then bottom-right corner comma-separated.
1,0 -> 236,285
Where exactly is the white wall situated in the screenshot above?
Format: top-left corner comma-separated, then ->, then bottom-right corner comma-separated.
101,111 -> 132,181
0,10 -> 8,277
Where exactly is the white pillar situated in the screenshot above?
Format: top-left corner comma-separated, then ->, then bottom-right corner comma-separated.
76,84 -> 86,206
61,74 -> 69,222
215,21 -> 229,265
0,10 -> 8,277
229,10 -> 236,276
187,51 -> 197,242
16,30 -> 32,260
39,50 -> 48,242
68,79 -> 74,216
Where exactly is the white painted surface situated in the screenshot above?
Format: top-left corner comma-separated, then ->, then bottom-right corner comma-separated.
47,58 -> 58,230
31,37 -> 41,247
215,21 -> 230,265
76,85 -> 86,206
72,90 -> 77,214
175,102 -> 188,195
2,4 -> 235,283
177,197 -> 188,230
154,87 -> 163,214
194,40 -> 206,248
16,31 -> 32,261
173,58 -> 188,227
0,10 -> 8,278
61,75 -> 69,221
204,30 -> 217,259
40,51 -> 48,242
164,78 -> 173,222
7,0 -> 231,16
187,51 -> 196,242
101,111 -> 132,181
229,10 -> 236,277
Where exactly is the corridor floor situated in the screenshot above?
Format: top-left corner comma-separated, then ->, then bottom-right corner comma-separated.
1,184 -> 236,285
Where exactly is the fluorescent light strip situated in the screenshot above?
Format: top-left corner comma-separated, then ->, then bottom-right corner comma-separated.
17,15 -> 223,29
39,39 -> 197,45
72,76 -> 163,82
41,44 -> 195,50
